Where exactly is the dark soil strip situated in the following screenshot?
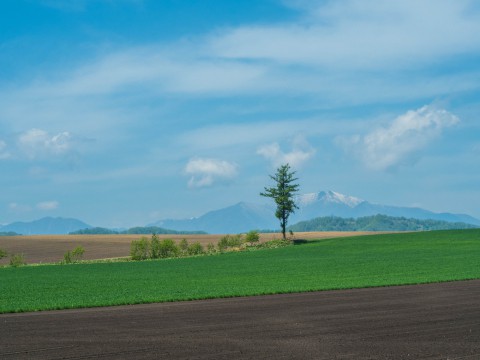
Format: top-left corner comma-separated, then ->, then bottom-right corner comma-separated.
1,280 -> 479,359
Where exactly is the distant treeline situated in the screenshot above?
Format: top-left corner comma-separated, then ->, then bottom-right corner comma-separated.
288,214 -> 478,232
0,231 -> 20,236
69,226 -> 207,235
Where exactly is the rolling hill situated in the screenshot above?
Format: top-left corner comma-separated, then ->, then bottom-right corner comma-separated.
288,214 -> 478,232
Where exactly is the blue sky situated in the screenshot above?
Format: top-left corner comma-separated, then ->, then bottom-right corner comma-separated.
1,0 -> 479,228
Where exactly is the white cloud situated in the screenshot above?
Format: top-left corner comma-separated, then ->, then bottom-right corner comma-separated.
339,105 -> 459,171
8,202 -> 32,213
36,201 -> 59,211
0,140 -> 10,160
1,0 -> 479,143
17,129 -> 72,160
184,158 -> 238,188
257,135 -> 315,169
210,0 -> 480,70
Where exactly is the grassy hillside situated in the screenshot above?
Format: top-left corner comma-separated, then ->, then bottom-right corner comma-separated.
1,229 -> 479,313
289,214 -> 478,232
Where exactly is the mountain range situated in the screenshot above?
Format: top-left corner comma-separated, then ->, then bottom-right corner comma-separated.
150,190 -> 480,233
0,217 -> 92,235
2,190 -> 479,234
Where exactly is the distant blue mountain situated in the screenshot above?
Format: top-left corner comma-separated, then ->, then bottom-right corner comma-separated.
3,191 -> 478,235
292,191 -> 480,226
0,217 -> 92,235
150,190 -> 480,233
150,202 -> 278,234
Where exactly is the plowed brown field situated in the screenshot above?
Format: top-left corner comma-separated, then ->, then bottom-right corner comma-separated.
1,280 -> 478,359
0,231 -> 381,265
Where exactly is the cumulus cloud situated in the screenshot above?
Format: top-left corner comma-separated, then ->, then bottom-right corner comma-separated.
338,105 -> 459,171
37,201 -> 59,211
184,158 -> 238,188
17,129 -> 72,160
257,136 -> 315,169
0,140 -> 10,160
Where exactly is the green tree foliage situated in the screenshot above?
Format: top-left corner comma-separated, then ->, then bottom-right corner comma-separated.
187,242 -> 205,255
261,163 -> 300,240
206,243 -> 216,254
63,246 -> 85,264
9,253 -> 26,267
150,234 -> 161,259
130,237 -> 151,260
245,230 -> 260,243
217,234 -> 244,252
179,238 -> 189,255
70,227 -> 207,235
69,227 -> 119,235
288,214 -> 479,232
157,239 -> 180,258
0,248 -> 7,259
0,232 -> 20,236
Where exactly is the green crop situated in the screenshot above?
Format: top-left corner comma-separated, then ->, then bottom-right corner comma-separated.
1,229 -> 479,313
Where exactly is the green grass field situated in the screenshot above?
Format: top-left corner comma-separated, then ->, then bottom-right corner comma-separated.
1,229 -> 479,313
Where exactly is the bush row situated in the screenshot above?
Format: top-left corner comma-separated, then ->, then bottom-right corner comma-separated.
130,234 -> 208,261
130,230 -> 290,262
0,248 -> 27,267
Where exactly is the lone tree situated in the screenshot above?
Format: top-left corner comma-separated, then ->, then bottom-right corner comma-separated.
261,163 -> 300,240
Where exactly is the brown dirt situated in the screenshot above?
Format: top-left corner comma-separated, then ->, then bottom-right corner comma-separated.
0,231 -> 381,265
0,280 -> 478,359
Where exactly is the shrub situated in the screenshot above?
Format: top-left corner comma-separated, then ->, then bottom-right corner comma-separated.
256,238 -> 291,249
179,238 -> 189,255
150,234 -> 161,259
187,242 -> 204,255
72,246 -> 85,262
206,243 -> 216,254
158,239 -> 179,258
218,234 -> 244,252
217,236 -> 229,252
130,237 -> 150,260
65,245 -> 86,263
63,251 -> 72,264
9,253 -> 26,267
245,230 -> 260,244
0,248 -> 7,259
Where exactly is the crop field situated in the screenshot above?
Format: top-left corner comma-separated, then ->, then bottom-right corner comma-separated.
1,229 -> 479,313
0,231 -> 377,265
2,281 -> 479,359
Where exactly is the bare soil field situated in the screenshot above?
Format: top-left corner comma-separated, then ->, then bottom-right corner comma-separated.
1,280 -> 478,359
0,231 -> 380,265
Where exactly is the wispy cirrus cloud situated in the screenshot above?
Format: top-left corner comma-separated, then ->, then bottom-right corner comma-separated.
184,157 -> 238,188
3,0 -> 480,106
337,105 -> 459,171
211,0 -> 480,70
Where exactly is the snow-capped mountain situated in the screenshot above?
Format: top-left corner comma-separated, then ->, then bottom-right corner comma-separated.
296,190 -> 364,208
151,190 -> 480,233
